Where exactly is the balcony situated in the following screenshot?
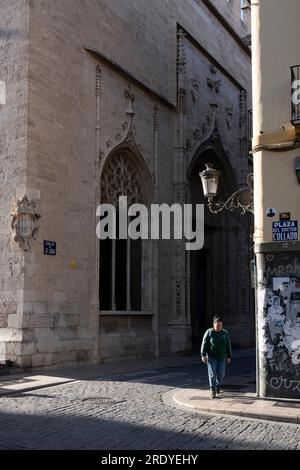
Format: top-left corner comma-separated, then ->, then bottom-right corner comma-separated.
291,65 -> 300,125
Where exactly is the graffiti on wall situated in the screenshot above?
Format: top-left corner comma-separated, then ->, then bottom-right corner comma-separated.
257,252 -> 300,398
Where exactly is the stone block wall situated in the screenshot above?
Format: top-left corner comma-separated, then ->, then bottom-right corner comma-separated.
0,0 -> 252,367
0,0 -> 29,365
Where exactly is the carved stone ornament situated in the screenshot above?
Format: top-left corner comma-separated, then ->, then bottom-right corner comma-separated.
177,28 -> 186,75
202,109 -> 214,135
186,138 -> 192,151
241,34 -> 251,47
207,65 -> 221,94
190,79 -> 200,103
153,105 -> 159,132
225,106 -> 233,129
201,102 -> 218,140
178,87 -> 187,114
124,85 -> 135,115
210,65 -> 217,75
95,65 -> 102,97
11,195 -> 41,251
193,128 -> 201,142
101,152 -> 144,206
211,124 -> 220,142
207,77 -> 221,93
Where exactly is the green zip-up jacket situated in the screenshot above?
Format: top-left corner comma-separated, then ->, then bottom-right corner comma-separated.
201,328 -> 232,360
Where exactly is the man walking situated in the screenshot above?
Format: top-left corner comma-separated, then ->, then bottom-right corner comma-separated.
201,316 -> 232,398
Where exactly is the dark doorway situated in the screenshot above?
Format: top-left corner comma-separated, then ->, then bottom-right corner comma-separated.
190,248 -> 207,350
188,145 -> 236,351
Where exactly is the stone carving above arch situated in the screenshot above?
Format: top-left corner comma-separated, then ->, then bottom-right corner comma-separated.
98,80 -> 152,175
207,77 -> 221,93
124,85 -> 135,115
211,124 -> 220,142
210,65 -> 217,75
207,64 -> 222,94
99,82 -> 153,203
186,102 -> 220,154
100,152 -> 145,206
190,79 -> 200,103
202,102 -> 218,140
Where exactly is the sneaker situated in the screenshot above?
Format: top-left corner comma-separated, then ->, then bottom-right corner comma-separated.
211,390 -> 216,399
216,386 -> 221,394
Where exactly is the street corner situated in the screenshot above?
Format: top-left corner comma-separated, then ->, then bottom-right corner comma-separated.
171,387 -> 246,415
168,387 -> 300,424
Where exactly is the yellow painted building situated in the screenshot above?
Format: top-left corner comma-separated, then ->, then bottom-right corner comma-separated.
252,0 -> 300,399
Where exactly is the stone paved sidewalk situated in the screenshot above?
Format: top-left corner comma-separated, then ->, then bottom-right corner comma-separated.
169,386 -> 300,424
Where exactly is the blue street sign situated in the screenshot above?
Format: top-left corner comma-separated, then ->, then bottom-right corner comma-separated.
272,220 -> 298,242
44,240 -> 56,255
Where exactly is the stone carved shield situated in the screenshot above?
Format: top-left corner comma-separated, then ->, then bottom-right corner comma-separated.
11,195 -> 41,251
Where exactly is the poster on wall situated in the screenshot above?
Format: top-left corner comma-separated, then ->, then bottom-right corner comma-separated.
256,251 -> 300,398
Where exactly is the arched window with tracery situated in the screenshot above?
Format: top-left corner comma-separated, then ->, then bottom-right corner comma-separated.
99,150 -> 151,313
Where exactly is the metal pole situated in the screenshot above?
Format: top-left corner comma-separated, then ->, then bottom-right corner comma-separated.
254,256 -> 259,397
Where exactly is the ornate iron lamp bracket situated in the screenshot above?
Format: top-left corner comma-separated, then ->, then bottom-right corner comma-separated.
207,173 -> 254,214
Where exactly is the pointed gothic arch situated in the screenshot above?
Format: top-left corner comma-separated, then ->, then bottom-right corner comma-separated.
100,146 -> 152,205
187,140 -> 242,349
99,145 -> 153,313
187,140 -> 237,195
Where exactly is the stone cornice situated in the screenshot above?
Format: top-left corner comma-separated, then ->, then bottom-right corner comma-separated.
85,47 -> 176,111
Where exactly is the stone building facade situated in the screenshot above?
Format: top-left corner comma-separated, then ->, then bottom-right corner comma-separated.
0,0 -> 253,368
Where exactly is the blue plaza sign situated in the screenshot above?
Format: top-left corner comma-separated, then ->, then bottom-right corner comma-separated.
44,240 -> 56,255
272,220 -> 298,241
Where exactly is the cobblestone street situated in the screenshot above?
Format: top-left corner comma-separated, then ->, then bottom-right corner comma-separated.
0,357 -> 299,450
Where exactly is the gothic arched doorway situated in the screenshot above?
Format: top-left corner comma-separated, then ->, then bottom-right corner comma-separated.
188,145 -> 239,350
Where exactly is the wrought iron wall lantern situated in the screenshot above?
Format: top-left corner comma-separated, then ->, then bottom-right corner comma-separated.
199,163 -> 254,214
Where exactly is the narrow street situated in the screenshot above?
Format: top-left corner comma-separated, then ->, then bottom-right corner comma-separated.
0,354 -> 299,450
